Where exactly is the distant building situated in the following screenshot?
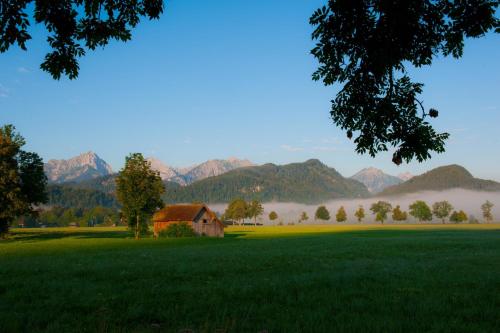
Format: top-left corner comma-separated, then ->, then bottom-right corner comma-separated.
152,204 -> 224,238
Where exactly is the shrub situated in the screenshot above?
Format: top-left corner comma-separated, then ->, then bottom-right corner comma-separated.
159,222 -> 195,238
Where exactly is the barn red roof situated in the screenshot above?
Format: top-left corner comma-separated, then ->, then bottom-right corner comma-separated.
153,204 -> 213,222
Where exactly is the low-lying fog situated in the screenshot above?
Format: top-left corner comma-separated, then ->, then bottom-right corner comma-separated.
211,189 -> 500,225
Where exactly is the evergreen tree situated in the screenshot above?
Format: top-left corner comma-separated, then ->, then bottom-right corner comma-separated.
409,200 -> 432,222
315,205 -> 330,221
392,205 -> 408,222
354,205 -> 365,223
336,206 -> 347,223
481,201 -> 494,223
0,125 -> 47,237
370,201 -> 392,224
432,201 -> 454,224
116,153 -> 165,239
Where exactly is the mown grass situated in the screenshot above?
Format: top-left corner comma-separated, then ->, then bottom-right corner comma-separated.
1,225 -> 499,332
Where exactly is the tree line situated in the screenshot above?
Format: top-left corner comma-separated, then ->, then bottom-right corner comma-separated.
277,200 -> 494,225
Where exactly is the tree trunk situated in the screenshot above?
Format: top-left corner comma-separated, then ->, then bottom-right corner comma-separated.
254,216 -> 257,226
135,214 -> 140,240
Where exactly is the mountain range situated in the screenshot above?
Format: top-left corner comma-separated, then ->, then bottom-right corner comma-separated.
43,153 -> 500,208
146,157 -> 254,185
163,159 -> 370,204
350,167 -> 406,193
44,152 -> 253,185
44,152 -> 114,183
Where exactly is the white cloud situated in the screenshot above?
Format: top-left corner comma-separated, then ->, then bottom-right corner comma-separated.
17,67 -> 30,74
183,137 -> 192,144
281,144 -> 304,152
0,84 -> 9,98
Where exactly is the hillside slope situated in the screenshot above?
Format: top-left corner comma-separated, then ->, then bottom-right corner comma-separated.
163,159 -> 370,204
380,165 -> 500,196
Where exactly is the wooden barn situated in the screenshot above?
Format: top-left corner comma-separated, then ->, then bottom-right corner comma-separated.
152,204 -> 224,238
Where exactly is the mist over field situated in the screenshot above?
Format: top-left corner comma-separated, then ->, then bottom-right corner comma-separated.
212,190 -> 500,224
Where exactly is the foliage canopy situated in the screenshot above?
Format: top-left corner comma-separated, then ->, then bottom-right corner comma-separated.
336,206 -> 347,222
116,153 -> 164,239
432,201 -> 454,223
315,205 -> 331,221
370,201 -> 392,223
310,0 -> 499,163
0,125 -> 47,236
0,0 -> 164,79
409,200 -> 433,222
392,205 -> 408,222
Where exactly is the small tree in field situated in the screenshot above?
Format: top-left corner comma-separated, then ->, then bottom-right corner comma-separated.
370,201 -> 392,224
336,206 -> 347,223
224,199 -> 248,225
247,200 -> 264,226
409,201 -> 432,222
116,153 -> 165,239
450,210 -> 468,224
354,205 -> 365,223
392,205 -> 408,222
269,211 -> 278,224
432,201 -> 454,224
299,211 -> 309,223
481,201 -> 494,224
315,206 -> 330,221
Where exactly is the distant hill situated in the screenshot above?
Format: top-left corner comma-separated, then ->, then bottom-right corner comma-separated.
163,159 -> 370,204
350,167 -> 403,193
47,175 -> 181,209
44,152 -> 113,183
380,165 -> 500,196
47,184 -> 119,209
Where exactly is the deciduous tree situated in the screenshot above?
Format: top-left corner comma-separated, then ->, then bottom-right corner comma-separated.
247,200 -> 264,226
310,1 -> 498,163
116,153 -> 165,239
409,200 -> 433,222
269,211 -> 278,224
392,205 -> 408,222
0,125 -> 47,237
450,210 -> 468,224
432,201 -> 454,224
354,205 -> 365,223
481,200 -> 494,223
0,0 -> 164,79
370,201 -> 392,224
299,211 -> 309,223
224,199 -> 248,225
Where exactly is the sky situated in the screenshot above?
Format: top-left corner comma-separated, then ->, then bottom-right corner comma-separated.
1,0 -> 499,180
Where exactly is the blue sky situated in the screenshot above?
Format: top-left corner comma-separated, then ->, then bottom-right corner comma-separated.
1,0 -> 499,180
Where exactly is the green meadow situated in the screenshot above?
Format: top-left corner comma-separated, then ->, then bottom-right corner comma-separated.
1,225 -> 499,332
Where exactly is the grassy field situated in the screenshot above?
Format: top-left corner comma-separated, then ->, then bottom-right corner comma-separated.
1,225 -> 500,332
